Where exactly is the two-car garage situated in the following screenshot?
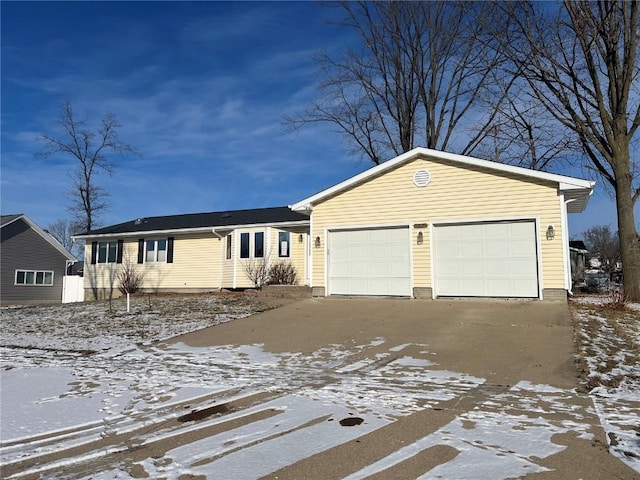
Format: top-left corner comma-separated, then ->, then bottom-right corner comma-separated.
292,148 -> 595,301
327,220 -> 539,298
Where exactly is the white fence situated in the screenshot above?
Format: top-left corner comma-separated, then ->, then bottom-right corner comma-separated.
62,276 -> 85,303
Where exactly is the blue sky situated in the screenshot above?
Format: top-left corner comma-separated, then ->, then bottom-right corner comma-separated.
1,1 -> 632,238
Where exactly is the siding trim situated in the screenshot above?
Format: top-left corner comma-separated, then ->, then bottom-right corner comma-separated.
560,195 -> 573,294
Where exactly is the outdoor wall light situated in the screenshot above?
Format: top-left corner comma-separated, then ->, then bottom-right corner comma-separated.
314,236 -> 321,248
299,234 -> 304,243
546,225 -> 555,240
417,231 -> 424,245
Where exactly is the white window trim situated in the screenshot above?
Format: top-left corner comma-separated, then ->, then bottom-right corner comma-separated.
15,269 -> 54,286
145,238 -> 168,263
278,231 -> 291,258
238,231 -> 266,259
240,232 -> 251,259
97,240 -> 119,264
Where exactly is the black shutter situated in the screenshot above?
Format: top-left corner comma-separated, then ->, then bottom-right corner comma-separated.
116,239 -> 124,263
167,237 -> 174,263
91,241 -> 98,265
137,239 -> 145,264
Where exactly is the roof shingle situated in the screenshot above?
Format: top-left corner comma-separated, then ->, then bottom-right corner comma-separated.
77,206 -> 309,237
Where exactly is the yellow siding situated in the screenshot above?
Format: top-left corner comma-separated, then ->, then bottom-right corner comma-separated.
311,158 -> 565,292
84,226 -> 310,296
219,227 -> 308,288
270,227 -> 308,285
84,233 -> 223,293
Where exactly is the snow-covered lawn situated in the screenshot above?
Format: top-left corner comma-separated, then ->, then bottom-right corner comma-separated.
1,294 -> 638,478
570,295 -> 640,471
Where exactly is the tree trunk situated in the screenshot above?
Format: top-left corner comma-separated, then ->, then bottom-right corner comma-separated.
615,170 -> 640,302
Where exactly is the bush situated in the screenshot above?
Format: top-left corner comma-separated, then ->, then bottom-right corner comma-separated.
602,288 -> 628,311
268,262 -> 298,285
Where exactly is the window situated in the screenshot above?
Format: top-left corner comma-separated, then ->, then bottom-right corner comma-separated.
97,241 -> 119,264
146,239 -> 168,263
226,234 -> 232,260
278,231 -> 290,257
15,270 -> 54,286
254,232 -> 264,258
240,233 -> 250,259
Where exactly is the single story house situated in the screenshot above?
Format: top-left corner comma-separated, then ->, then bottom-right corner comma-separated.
1,214 -> 77,305
74,207 -> 310,300
74,147 -> 595,301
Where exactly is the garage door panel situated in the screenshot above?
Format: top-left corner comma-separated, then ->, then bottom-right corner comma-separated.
328,227 -> 411,296
435,221 -> 538,298
460,241 -> 484,257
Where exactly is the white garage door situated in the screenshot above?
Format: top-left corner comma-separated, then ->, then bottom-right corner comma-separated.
328,227 -> 411,296
434,221 -> 539,298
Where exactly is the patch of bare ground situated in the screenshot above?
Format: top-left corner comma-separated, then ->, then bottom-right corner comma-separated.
569,299 -> 640,392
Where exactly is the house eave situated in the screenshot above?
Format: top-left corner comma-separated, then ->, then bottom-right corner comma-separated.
73,220 -> 310,240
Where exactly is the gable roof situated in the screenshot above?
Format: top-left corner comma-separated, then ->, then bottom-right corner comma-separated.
290,147 -> 595,214
73,206 -> 310,239
1,214 -> 77,261
1,214 -> 23,227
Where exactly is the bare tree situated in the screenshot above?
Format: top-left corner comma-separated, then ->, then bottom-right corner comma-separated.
117,256 -> 144,296
118,255 -> 144,313
583,225 -> 621,276
493,1 -> 640,301
286,1 -> 506,164
472,77 -> 579,171
46,218 -> 82,257
38,101 -> 137,233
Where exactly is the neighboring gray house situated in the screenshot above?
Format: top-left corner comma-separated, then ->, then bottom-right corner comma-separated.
1,214 -> 77,305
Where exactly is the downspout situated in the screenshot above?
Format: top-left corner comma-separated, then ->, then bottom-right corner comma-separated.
561,197 -> 577,296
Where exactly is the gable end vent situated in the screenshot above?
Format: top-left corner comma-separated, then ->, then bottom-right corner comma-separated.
413,169 -> 431,188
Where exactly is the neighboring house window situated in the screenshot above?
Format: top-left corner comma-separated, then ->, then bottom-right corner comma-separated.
146,239 -> 168,263
240,233 -> 250,259
278,231 -> 290,257
254,232 -> 264,258
15,270 -> 54,286
137,237 -> 174,264
226,234 -> 232,260
92,240 -> 123,264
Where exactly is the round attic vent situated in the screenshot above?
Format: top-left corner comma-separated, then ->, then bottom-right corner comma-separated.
413,169 -> 431,187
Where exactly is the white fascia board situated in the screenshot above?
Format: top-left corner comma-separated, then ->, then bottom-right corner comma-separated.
73,220 -> 311,241
16,214 -> 77,261
73,226 -> 215,240
290,147 -> 595,210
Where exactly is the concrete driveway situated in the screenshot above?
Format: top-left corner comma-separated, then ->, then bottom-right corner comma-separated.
171,298 -> 637,480
5,298 -> 636,479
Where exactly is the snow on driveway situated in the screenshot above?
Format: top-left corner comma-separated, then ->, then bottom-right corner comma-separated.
1,294 -> 638,478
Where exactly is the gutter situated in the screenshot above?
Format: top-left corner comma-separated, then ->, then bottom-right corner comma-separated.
562,197 -> 578,296
72,220 -> 311,241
